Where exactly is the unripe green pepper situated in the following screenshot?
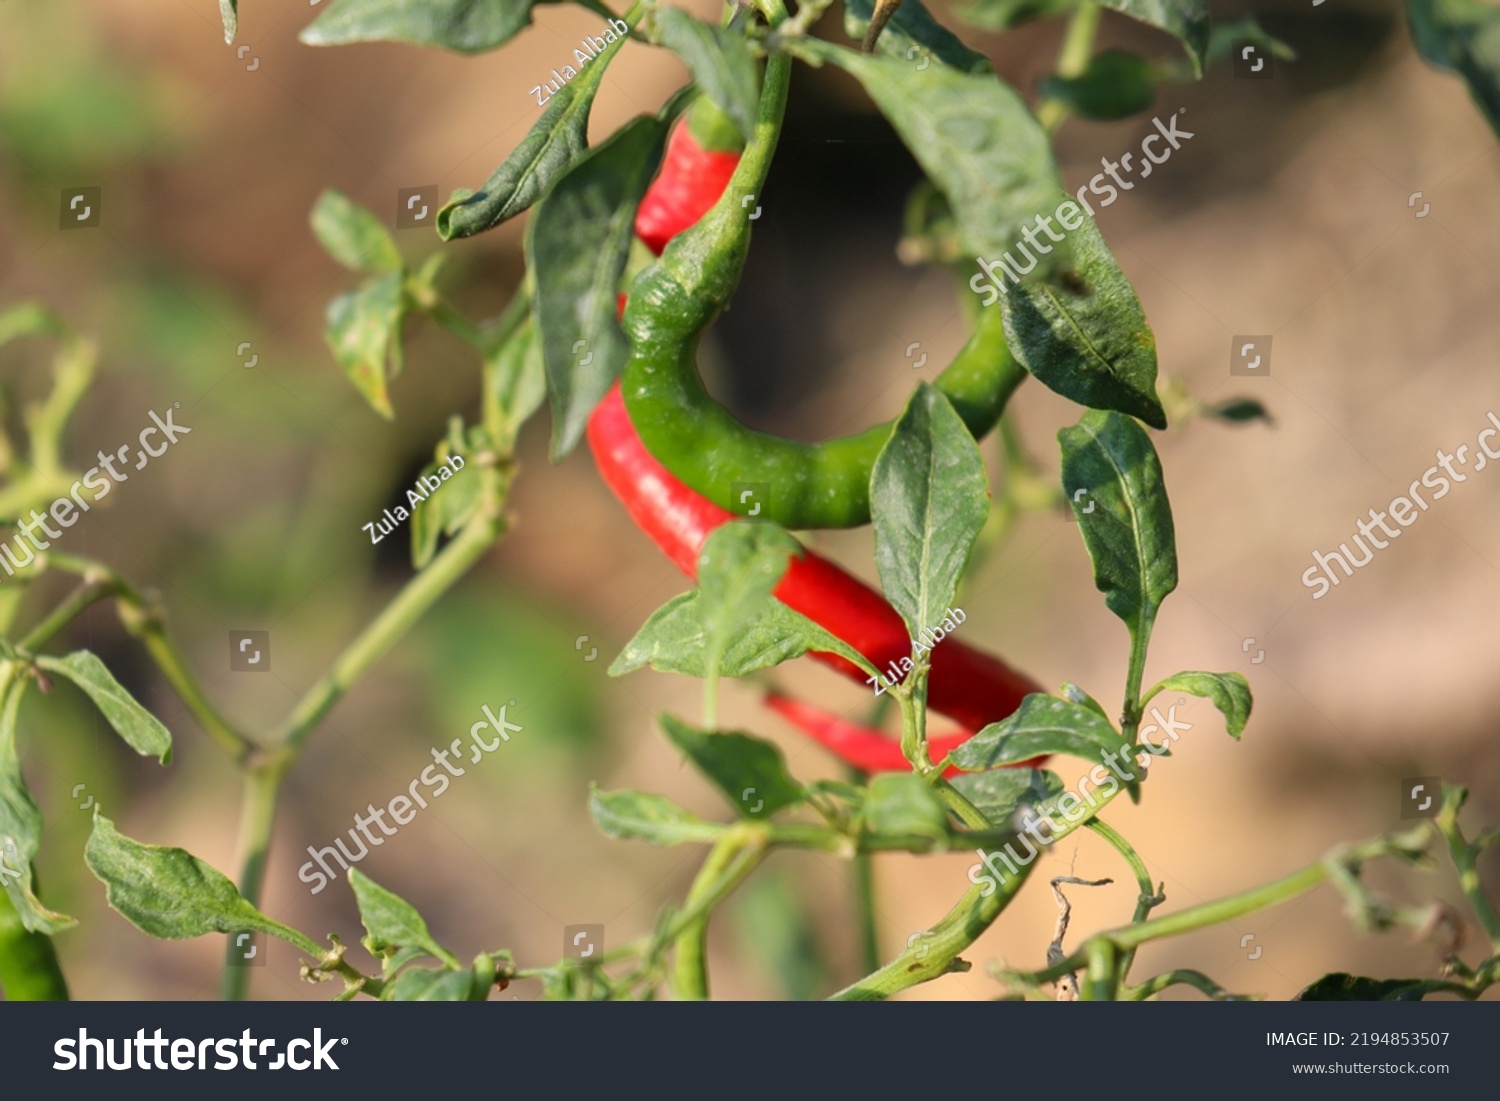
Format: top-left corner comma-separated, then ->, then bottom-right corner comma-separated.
620,58 -> 1025,528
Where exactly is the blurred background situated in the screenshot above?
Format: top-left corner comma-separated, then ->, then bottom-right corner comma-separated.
1,0 -> 1497,1000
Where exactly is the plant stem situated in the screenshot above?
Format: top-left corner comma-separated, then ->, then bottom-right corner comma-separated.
931,774 -> 991,831
417,294 -> 488,353
221,765 -> 286,1000
17,575 -> 121,653
831,856 -> 1035,1000
1080,937 -> 1119,1000
1123,968 -> 1249,1001
43,553 -> 255,762
221,463 -> 506,997
672,829 -> 768,999
1085,817 -> 1161,981
833,748 -> 1136,1000
274,481 -> 507,754
852,845 -> 881,976
1037,2 -> 1101,133
1010,847 -> 1389,990
846,755 -> 880,976
895,674 -> 930,773
1438,785 -> 1500,950
1126,636 -> 1152,729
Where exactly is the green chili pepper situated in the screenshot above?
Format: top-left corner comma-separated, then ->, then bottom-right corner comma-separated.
620,59 -> 1025,529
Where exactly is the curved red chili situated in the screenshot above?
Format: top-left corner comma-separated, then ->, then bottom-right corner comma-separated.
587,383 -> 1039,734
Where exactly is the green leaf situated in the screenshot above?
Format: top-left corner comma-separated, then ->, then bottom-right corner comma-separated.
998,216 -> 1165,429
311,190 -> 402,274
1059,410 -> 1178,653
1205,17 -> 1296,66
35,650 -> 172,763
301,0 -> 570,53
863,774 -> 949,842
695,523 -> 803,684
588,785 -> 727,846
348,868 -> 460,968
1204,397 -> 1273,425
410,444 -> 479,569
951,694 -> 1139,800
660,716 -> 804,820
220,0 -> 238,43
1099,0 -> 1210,77
84,814 -> 319,955
801,43 -> 1164,427
1,689 -> 74,934
656,10 -> 759,143
1149,671 -> 1251,738
803,46 -> 1067,281
437,28 -> 629,239
324,272 -> 404,419
843,0 -> 993,73
609,590 -> 876,680
528,113 -> 671,458
1407,0 -> 1500,138
384,965 -> 484,1000
485,314 -> 546,450
871,384 -> 988,641
1061,682 -> 1111,721
1040,50 -> 1156,121
955,0 -> 1077,31
1295,972 -> 1441,1002
948,767 -> 1064,825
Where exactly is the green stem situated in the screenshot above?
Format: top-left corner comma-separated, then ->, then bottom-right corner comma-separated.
852,845 -> 880,976
833,747 -> 1134,1000
219,470 -> 509,998
1036,2 -> 1101,133
17,575 -> 122,652
1012,852 -> 1372,989
0,585 -> 26,639
831,855 -> 1034,1000
43,553 -> 254,762
0,474 -> 81,520
931,774 -> 991,831
846,755 -> 880,975
221,766 -> 285,1000
1120,623 -> 1152,743
273,477 -> 508,754
1081,937 -> 1119,1000
1085,817 -> 1161,981
1438,785 -> 1500,950
895,676 -> 929,773
423,298 -> 487,352
672,830 -> 768,999
1123,968 -> 1248,1001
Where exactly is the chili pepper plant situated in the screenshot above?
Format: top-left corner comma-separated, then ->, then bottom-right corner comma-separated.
2,0 -> 1499,1003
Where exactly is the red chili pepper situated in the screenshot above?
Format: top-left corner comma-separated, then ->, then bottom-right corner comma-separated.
764,693 -> 968,777
605,120 -> 1038,773
587,384 -> 1039,735
634,118 -> 742,256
